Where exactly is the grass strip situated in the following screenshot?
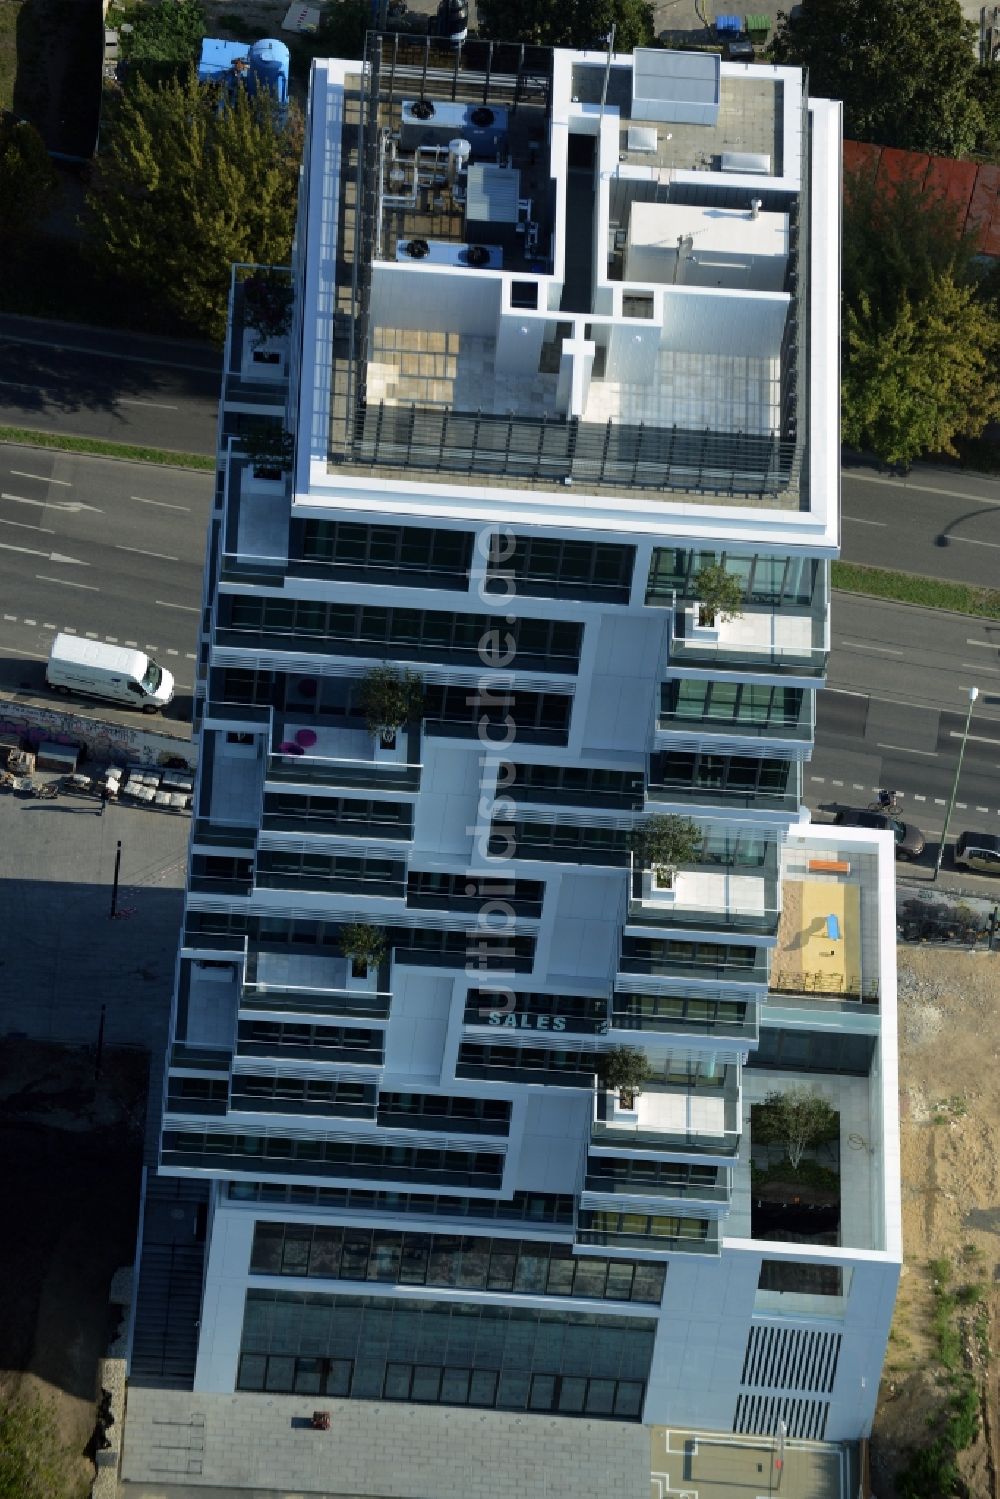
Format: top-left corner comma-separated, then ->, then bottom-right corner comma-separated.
0,426 -> 215,471
833,560 -> 1000,620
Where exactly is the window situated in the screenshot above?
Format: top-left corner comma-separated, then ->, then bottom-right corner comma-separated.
377,1093 -> 511,1134
504,762 -> 643,809
662,680 -> 805,730
220,599 -> 582,672
230,1181 -> 574,1224
489,819 -> 631,866
263,793 -> 413,838
758,1260 -> 844,1297
646,548 -> 820,606
421,686 -> 572,746
612,990 -> 750,1033
619,936 -> 761,979
486,536 -> 635,603
292,521 -> 473,587
406,873 -> 544,917
464,989 -> 610,1035
457,1044 -> 599,1087
650,751 -> 792,802
237,1291 -> 657,1422
163,1131 -> 502,1187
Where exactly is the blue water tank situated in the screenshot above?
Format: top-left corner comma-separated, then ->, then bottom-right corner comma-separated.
249,39 -> 290,105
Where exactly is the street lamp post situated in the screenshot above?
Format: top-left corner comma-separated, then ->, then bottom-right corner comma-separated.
933,686 -> 979,881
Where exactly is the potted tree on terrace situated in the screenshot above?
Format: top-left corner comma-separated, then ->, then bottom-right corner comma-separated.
691,560 -> 745,637
242,420 -> 295,483
243,270 -> 294,354
339,922 -> 387,983
358,665 -> 424,752
629,814 -> 702,897
599,1046 -> 652,1111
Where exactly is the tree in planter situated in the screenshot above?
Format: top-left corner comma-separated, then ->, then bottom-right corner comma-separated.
755,1085 -> 837,1171
598,1046 -> 652,1109
241,421 -> 295,477
694,562 -> 745,627
339,922 -> 387,977
358,666 -> 424,746
629,814 -> 702,888
243,270 -> 294,351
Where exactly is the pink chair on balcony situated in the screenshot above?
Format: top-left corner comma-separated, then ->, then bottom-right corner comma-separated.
295,728 -> 318,750
279,741 -> 305,756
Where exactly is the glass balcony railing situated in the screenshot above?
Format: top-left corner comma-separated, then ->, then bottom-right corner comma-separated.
575,1214 -> 721,1256
646,760 -> 802,815
583,1163 -> 730,1206
266,717 -> 422,793
667,594 -> 828,679
611,989 -> 759,1043
591,1084 -> 741,1157
240,983 -> 392,1019
625,853 -> 779,937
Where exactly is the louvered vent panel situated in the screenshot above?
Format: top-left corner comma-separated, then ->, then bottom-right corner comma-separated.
733,1393 -> 829,1441
740,1324 -> 841,1395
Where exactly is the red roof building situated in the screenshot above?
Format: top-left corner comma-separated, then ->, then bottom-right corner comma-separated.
844,140 -> 1000,257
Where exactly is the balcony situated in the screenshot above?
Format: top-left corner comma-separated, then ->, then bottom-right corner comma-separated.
667,583 -> 828,682
266,718 -> 422,794
591,1082 -> 741,1159
767,839 -> 881,1007
583,1156 -> 731,1208
625,854 -> 779,939
241,949 -> 392,1019
657,686 -> 815,747
222,263 -> 292,414
611,985 -> 759,1043
220,453 -> 289,586
646,758 -> 802,818
575,1211 -> 721,1256
617,942 -> 769,989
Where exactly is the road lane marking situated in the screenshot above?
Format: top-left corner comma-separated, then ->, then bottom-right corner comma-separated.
832,779 -> 844,786
34,575 -> 100,591
42,622 -> 56,629
144,644 -> 160,651
10,471 -> 71,486
2,614 -> 15,621
961,662 -> 1000,674
155,599 -> 199,611
166,648 -> 179,656
843,472 -> 1000,505
106,635 -> 117,642
0,516 -> 54,533
125,639 -> 138,646
116,545 -> 179,562
957,803 -> 967,810
965,639 -> 999,648
841,515 -> 887,526
185,652 -> 196,660
950,731 -> 1000,747
130,495 -> 191,512
2,491 -> 102,514
978,806 -> 989,812
0,330 -> 216,374
118,398 -> 180,410
944,536 -> 1000,550
86,631 -> 99,638
935,798 -> 946,804
913,794 -> 926,801
0,644 -> 49,659
840,639 -> 904,655
23,617 -> 36,625
876,743 -> 939,756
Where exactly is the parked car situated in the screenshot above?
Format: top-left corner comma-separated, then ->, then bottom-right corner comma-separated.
954,831 -> 1000,875
833,807 -> 925,860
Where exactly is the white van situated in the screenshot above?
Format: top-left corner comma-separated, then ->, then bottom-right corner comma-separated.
45,634 -> 175,713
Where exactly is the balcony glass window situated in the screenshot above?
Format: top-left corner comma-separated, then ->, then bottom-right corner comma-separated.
164,1130 -> 501,1186
646,548 -> 819,607
293,521 -> 473,583
662,681 -> 804,729
491,819 -> 630,865
238,1291 -> 657,1419
230,1180 -> 574,1223
485,536 -> 634,603
651,751 -> 792,802
219,598 -> 582,671
422,685 -> 572,743
457,1043 -> 598,1086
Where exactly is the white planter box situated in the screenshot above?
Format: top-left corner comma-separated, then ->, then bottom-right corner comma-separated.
684,603 -> 721,643
241,328 -> 289,383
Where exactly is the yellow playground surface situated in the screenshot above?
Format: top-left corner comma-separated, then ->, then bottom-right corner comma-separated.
770,868 -> 862,998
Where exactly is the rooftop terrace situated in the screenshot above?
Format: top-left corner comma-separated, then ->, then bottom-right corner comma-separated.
315,38 -> 812,507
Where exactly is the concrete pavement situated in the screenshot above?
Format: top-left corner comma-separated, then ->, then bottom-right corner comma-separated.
0,314 -> 220,456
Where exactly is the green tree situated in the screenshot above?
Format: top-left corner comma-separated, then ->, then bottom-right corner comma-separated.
770,0 -> 983,157
477,0 -> 653,52
122,0 -> 207,82
598,1046 -> 652,1106
843,280 -> 1000,469
755,1086 -> 837,1170
85,69 -> 302,342
339,923 -> 387,973
358,666 -> 424,743
0,119 -> 60,253
841,172 -> 975,319
0,1388 -> 74,1499
629,814 -> 702,886
694,562 -> 744,626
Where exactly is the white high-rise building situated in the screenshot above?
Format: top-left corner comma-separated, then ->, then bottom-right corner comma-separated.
159,37 -> 901,1441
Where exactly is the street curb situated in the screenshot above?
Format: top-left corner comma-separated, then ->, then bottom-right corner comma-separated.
0,427 -> 215,472
832,586 -> 1000,627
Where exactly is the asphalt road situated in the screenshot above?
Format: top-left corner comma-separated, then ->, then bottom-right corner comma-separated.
841,463 -> 1000,590
0,443 -> 212,724
0,314 -> 220,456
